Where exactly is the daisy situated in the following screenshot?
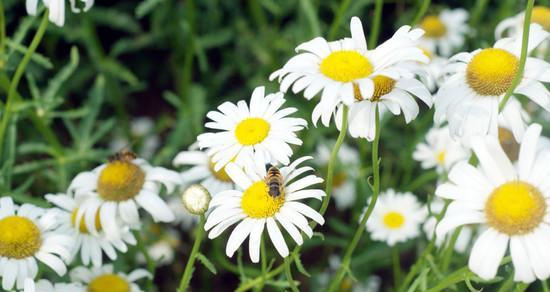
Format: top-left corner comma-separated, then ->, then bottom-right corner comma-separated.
270,17 -> 428,127
413,126 -> 471,174
434,25 -> 550,140
26,0 -> 94,27
0,197 -> 73,290
45,193 -> 137,267
436,123 -> 550,282
402,47 -> 449,92
68,152 -> 181,239
423,198 -> 472,253
173,143 -> 234,195
417,9 -> 469,57
20,279 -> 85,292
315,142 -> 359,210
197,86 -> 307,170
204,156 -> 325,262
365,189 -> 427,246
497,97 -> 530,162
70,264 -> 151,292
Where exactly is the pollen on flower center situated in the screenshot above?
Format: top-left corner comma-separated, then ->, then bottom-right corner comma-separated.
97,160 -> 146,202
71,208 -> 102,234
0,216 -> 42,259
498,127 -> 519,162
383,211 -> 405,229
466,48 -> 519,96
320,51 -> 373,83
485,181 -> 546,235
436,151 -> 446,165
532,6 -> 550,30
420,16 -> 447,38
88,274 -> 130,292
208,158 -> 232,182
371,75 -> 396,101
235,118 -> 271,146
241,181 -> 285,218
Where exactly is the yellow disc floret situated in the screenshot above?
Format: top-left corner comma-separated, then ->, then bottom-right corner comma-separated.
383,211 -> 405,229
498,127 -> 519,162
241,181 -> 285,218
420,16 -> 447,38
371,75 -> 396,101
235,118 -> 271,146
485,181 -> 546,235
532,6 -> 550,30
208,158 -> 232,182
320,51 -> 373,82
466,48 -> 519,96
97,160 -> 145,202
436,151 -> 446,165
88,274 -> 130,292
71,208 -> 102,233
0,216 -> 42,259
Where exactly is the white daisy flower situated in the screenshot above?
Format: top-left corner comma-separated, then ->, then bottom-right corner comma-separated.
315,142 -> 359,210
197,86 -> 307,170
68,153 -> 181,240
417,9 -> 469,57
423,198 -> 473,253
205,156 -> 325,263
0,197 -> 73,290
436,124 -> 550,282
434,25 -> 550,140
270,17 -> 428,127
19,279 -> 85,292
413,126 -> 471,174
495,6 -> 550,58
365,189 -> 427,246
173,144 -> 234,195
26,0 -> 93,27
45,193 -> 137,267
402,48 -> 449,92
70,264 -> 151,292
137,229 -> 179,266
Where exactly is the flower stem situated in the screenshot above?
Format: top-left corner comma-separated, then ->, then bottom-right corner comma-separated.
327,0 -> 351,40
327,105 -> 381,292
440,227 -> 462,272
410,0 -> 431,27
284,257 -> 299,292
259,236 -> 267,290
368,0 -> 384,48
0,10 -> 49,157
134,230 -> 155,291
498,0 -> 534,111
392,245 -> 402,289
178,214 -> 206,292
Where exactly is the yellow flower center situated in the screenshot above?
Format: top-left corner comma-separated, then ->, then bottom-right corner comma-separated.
485,181 -> 546,235
71,208 -> 102,234
437,151 -> 446,165
241,181 -> 285,218
88,274 -> 130,292
421,48 -> 433,61
498,127 -> 519,162
420,16 -> 447,38
383,211 -> 405,229
234,118 -> 271,146
319,51 -> 373,82
333,171 -> 347,188
208,158 -> 232,182
97,160 -> 146,202
532,6 -> 550,30
0,216 -> 42,259
371,75 -> 396,101
466,48 -> 519,96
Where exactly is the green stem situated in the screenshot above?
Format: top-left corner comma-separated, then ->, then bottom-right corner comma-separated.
368,0 -> 384,48
0,10 -> 49,157
514,283 -> 530,292
284,257 -> 299,292
469,0 -> 489,29
0,0 -> 6,66
498,0 -> 535,112
178,215 -> 206,292
410,0 -> 431,27
440,227 -> 462,272
392,245 -> 402,289
543,280 -> 549,292
327,105 -> 381,292
134,231 -> 156,292
259,236 -> 267,290
327,0 -> 351,40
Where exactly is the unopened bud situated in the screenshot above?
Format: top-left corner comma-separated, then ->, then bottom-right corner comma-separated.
181,184 -> 211,215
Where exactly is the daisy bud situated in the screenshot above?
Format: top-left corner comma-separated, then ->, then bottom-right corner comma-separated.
181,185 -> 211,215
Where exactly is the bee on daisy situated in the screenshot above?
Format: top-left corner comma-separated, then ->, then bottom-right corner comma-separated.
0,197 -> 73,291
270,17 -> 430,130
416,9 -> 469,57
434,25 -> 550,141
70,264 -> 151,292
68,150 -> 181,240
364,189 -> 427,246
436,124 -> 550,282
204,156 -> 325,262
496,6 -> 550,57
413,126 -> 471,174
197,86 -> 307,170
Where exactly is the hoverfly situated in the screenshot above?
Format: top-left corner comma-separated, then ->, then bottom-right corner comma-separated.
265,166 -> 284,198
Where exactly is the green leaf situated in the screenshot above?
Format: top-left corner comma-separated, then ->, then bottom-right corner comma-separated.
196,252 -> 217,275
136,0 -> 165,18
43,46 -> 80,102
6,39 -> 53,69
293,254 -> 310,278
312,232 -> 325,240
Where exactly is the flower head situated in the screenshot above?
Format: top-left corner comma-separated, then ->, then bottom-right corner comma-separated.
181,184 -> 211,215
70,264 -> 151,292
413,126 -> 471,173
417,9 -> 469,57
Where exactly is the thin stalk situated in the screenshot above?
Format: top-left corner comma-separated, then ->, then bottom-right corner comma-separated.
410,0 -> 431,27
327,0 -> 352,40
498,0 -> 535,111
543,280 -> 549,292
327,106 -> 381,292
178,215 -> 206,292
259,236 -> 267,290
134,231 -> 155,291
368,0 -> 384,48
0,11 -> 49,157
469,0 -> 489,29
392,245 -> 402,289
0,0 -> 6,65
284,257 -> 299,292
440,227 -> 462,272
514,283 -> 530,292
